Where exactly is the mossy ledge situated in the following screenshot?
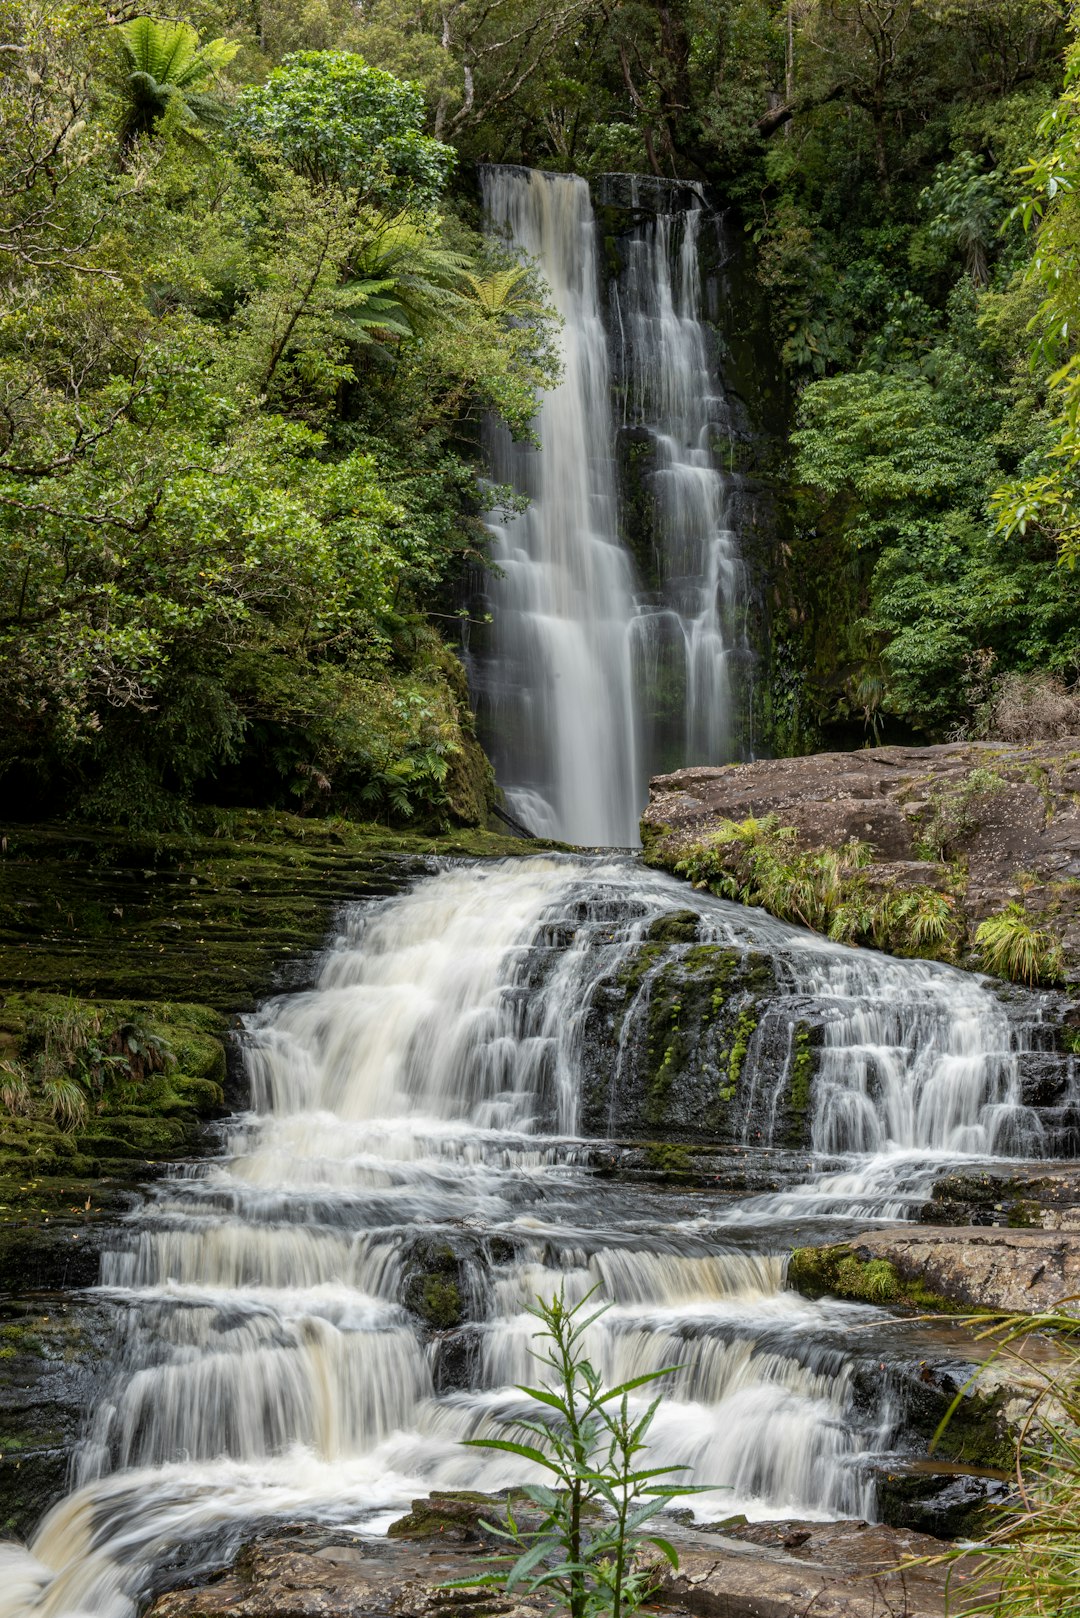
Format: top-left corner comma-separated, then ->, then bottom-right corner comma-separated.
0,809 -> 549,1222
0,810 -> 548,1011
787,1243 -> 964,1314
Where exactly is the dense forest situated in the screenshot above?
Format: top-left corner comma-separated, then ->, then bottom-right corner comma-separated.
3,0 -> 1080,829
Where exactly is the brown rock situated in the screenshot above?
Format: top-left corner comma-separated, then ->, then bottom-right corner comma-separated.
642,739 -> 1080,977
850,1226 -> 1080,1315
661,1519 -> 983,1617
144,1513 -> 986,1618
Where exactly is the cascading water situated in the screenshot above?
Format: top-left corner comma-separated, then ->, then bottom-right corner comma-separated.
474,168 -> 753,843
611,183 -> 752,773
0,855 -> 1057,1618
479,170 -> 642,846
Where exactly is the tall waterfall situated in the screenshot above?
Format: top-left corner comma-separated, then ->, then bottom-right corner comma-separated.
480,170 -> 642,846
0,856 -> 1051,1618
477,168 -> 752,843
612,187 -> 752,774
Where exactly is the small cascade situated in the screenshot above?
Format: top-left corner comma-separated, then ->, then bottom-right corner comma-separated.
0,855 -> 1064,1618
473,167 -> 754,843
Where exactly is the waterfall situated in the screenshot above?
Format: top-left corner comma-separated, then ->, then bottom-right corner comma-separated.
612,188 -> 752,773
479,170 -> 642,847
0,856 -> 1052,1618
475,168 -> 752,843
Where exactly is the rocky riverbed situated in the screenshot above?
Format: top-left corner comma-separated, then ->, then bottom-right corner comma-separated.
1,800 -> 1079,1615
142,1497 -> 982,1618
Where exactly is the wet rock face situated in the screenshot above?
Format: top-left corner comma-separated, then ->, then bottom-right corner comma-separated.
0,1298 -> 114,1538
642,739 -> 1080,980
577,917 -> 815,1145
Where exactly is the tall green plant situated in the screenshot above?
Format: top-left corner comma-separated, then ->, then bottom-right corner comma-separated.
115,17 -> 237,150
924,1309 -> 1080,1615
453,1289 -> 698,1618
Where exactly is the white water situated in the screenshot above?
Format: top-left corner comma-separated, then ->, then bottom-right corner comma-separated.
0,856 -> 1052,1618
614,190 -> 751,771
481,171 -> 642,846
478,168 -> 751,843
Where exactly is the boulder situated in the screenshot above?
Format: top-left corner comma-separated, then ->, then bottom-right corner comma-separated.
808,1226 -> 1080,1316
642,739 -> 1080,979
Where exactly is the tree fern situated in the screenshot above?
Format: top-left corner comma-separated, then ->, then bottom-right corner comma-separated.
115,18 -> 237,149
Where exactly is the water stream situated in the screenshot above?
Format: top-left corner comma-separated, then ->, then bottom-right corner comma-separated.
0,855 -> 1059,1618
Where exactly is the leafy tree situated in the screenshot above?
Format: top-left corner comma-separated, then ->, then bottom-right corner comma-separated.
235,50 -> 455,207
992,3 -> 1080,567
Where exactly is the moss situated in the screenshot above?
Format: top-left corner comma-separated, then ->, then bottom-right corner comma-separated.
0,813 -> 555,1012
409,1275 -> 462,1330
616,942 -> 664,1003
643,963 -> 686,1126
784,1022 -> 816,1146
787,1244 -> 962,1314
725,1007 -> 758,1091
645,910 -> 700,946
642,1142 -> 692,1175
387,1491 -> 496,1541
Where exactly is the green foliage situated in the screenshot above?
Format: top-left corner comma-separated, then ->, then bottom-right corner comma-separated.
974,903 -> 1065,986
676,815 -> 962,962
930,1310 -> 1080,1615
235,50 -> 455,206
452,1288 -> 697,1618
0,4 -> 559,829
114,17 -> 237,150
920,152 -> 1006,287
991,8 -> 1080,570
792,338 -> 1080,735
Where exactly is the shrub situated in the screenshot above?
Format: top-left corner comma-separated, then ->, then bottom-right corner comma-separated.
974,904 -> 1065,987
983,671 -> 1080,743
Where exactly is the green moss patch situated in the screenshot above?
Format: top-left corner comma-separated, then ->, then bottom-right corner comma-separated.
787,1243 -> 961,1314
0,992 -> 227,1206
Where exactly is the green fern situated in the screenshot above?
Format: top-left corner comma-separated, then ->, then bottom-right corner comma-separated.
115,17 -> 237,150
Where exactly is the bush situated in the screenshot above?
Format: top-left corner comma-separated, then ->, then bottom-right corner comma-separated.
974,904 -> 1065,986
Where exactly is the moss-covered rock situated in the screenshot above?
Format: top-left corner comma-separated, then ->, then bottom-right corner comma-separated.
0,812 -> 549,1013
400,1235 -> 468,1330
386,1491 -> 497,1543
0,993 -> 228,1203
579,935 -> 781,1141
787,1244 -> 961,1314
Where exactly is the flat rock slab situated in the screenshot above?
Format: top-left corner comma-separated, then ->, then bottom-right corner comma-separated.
851,1225 -> 1080,1314
642,739 -> 1080,976
663,1520 -> 978,1617
145,1516 -> 983,1618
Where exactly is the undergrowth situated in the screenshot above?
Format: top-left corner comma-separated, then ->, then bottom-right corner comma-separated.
674,815 -> 962,962
974,905 -> 1065,988
0,998 -> 180,1132
929,1312 -> 1080,1615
